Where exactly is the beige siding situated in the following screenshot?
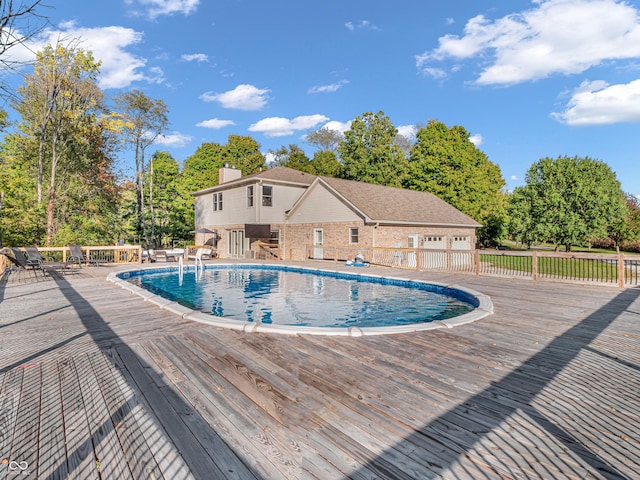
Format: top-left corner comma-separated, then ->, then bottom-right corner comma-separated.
194,183 -> 307,227
288,184 -> 361,224
258,183 -> 307,223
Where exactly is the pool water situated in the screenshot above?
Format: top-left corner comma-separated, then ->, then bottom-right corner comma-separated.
124,265 -> 475,328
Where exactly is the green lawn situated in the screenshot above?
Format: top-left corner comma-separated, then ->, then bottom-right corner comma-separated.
480,252 -> 620,281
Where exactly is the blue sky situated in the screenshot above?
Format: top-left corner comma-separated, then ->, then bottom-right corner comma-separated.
4,0 -> 640,196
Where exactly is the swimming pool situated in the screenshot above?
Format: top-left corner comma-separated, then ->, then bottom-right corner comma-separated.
108,264 -> 493,336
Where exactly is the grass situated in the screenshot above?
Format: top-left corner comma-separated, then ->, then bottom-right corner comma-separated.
480,251 -> 621,281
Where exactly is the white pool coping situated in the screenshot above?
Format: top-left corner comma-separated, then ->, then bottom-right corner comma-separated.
107,263 -> 493,336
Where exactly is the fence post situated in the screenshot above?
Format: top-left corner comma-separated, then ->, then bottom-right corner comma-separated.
618,253 -> 625,288
475,249 -> 480,275
532,251 -> 538,280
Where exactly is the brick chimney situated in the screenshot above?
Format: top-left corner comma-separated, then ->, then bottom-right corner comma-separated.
218,164 -> 241,184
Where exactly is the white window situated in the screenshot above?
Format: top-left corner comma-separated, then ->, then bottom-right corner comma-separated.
212,192 -> 223,211
350,228 -> 359,244
262,185 -> 273,206
247,185 -> 254,207
408,234 -> 418,249
270,229 -> 280,244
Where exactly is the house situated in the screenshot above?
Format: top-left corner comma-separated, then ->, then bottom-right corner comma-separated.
192,166 -> 481,263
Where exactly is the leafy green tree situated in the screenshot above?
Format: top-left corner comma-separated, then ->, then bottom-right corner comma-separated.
508,156 -> 627,252
311,149 -> 341,177
179,142 -> 225,192
269,144 -> 315,173
606,193 -> 640,251
222,134 -> 265,174
406,120 -> 506,230
112,180 -> 138,244
0,134 -> 44,246
338,111 -> 408,187
174,141 -> 226,234
145,151 -> 186,245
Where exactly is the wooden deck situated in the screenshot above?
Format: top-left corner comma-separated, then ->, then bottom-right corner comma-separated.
0,263 -> 639,479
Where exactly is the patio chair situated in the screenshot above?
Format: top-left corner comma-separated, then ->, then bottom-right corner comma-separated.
1,248 -> 24,272
24,245 -> 70,271
68,244 -> 103,267
0,247 -> 45,274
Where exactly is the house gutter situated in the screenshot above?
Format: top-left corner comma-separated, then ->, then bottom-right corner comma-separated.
367,220 -> 483,228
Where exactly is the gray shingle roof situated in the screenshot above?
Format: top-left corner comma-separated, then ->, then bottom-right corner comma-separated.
194,166 -> 480,227
319,176 -> 481,227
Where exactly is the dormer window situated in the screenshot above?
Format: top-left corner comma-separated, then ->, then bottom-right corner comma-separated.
262,185 -> 273,207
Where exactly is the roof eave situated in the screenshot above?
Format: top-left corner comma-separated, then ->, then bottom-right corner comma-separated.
368,220 -> 482,228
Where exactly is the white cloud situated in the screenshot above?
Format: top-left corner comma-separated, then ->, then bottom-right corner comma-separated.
397,124 -> 417,139
552,79 -> 640,125
22,23 -> 150,89
308,80 -> 349,94
416,0 -> 640,85
127,0 -> 200,19
510,175 -> 519,181
322,120 -> 352,133
182,53 -> 208,62
196,118 -> 236,129
249,114 -> 329,137
200,84 -> 270,110
469,133 -> 483,146
155,131 -> 192,147
345,20 -> 380,31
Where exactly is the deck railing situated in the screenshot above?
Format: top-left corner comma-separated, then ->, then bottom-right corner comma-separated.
305,245 -> 640,288
2,245 -> 142,269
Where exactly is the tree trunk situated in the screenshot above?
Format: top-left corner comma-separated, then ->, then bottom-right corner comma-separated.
37,130 -> 45,203
149,155 -> 156,247
139,148 -> 149,248
45,140 -> 58,246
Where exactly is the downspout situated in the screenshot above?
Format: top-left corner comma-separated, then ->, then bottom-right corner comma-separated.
372,222 -> 379,248
283,214 -> 288,260
256,179 -> 263,224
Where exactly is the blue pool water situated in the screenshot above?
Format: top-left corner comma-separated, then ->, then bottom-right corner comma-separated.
121,265 -> 476,328
121,265 -> 477,327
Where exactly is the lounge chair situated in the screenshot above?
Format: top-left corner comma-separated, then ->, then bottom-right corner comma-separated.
68,244 -> 103,267
0,247 -> 45,274
188,248 -> 212,261
24,245 -> 70,271
1,248 -> 24,272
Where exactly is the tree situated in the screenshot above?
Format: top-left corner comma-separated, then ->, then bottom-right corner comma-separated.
14,43 -> 112,245
405,120 -> 506,230
145,151 -> 184,245
306,127 -> 343,153
268,144 -> 314,173
508,156 -> 627,252
310,149 -> 341,177
174,142 -> 223,234
114,89 -> 169,247
607,193 -> 640,251
0,133 -> 43,246
222,134 -> 265,174
337,111 -> 408,187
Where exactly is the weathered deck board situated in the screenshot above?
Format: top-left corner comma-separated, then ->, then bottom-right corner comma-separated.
0,263 -> 639,478
37,361 -> 68,480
